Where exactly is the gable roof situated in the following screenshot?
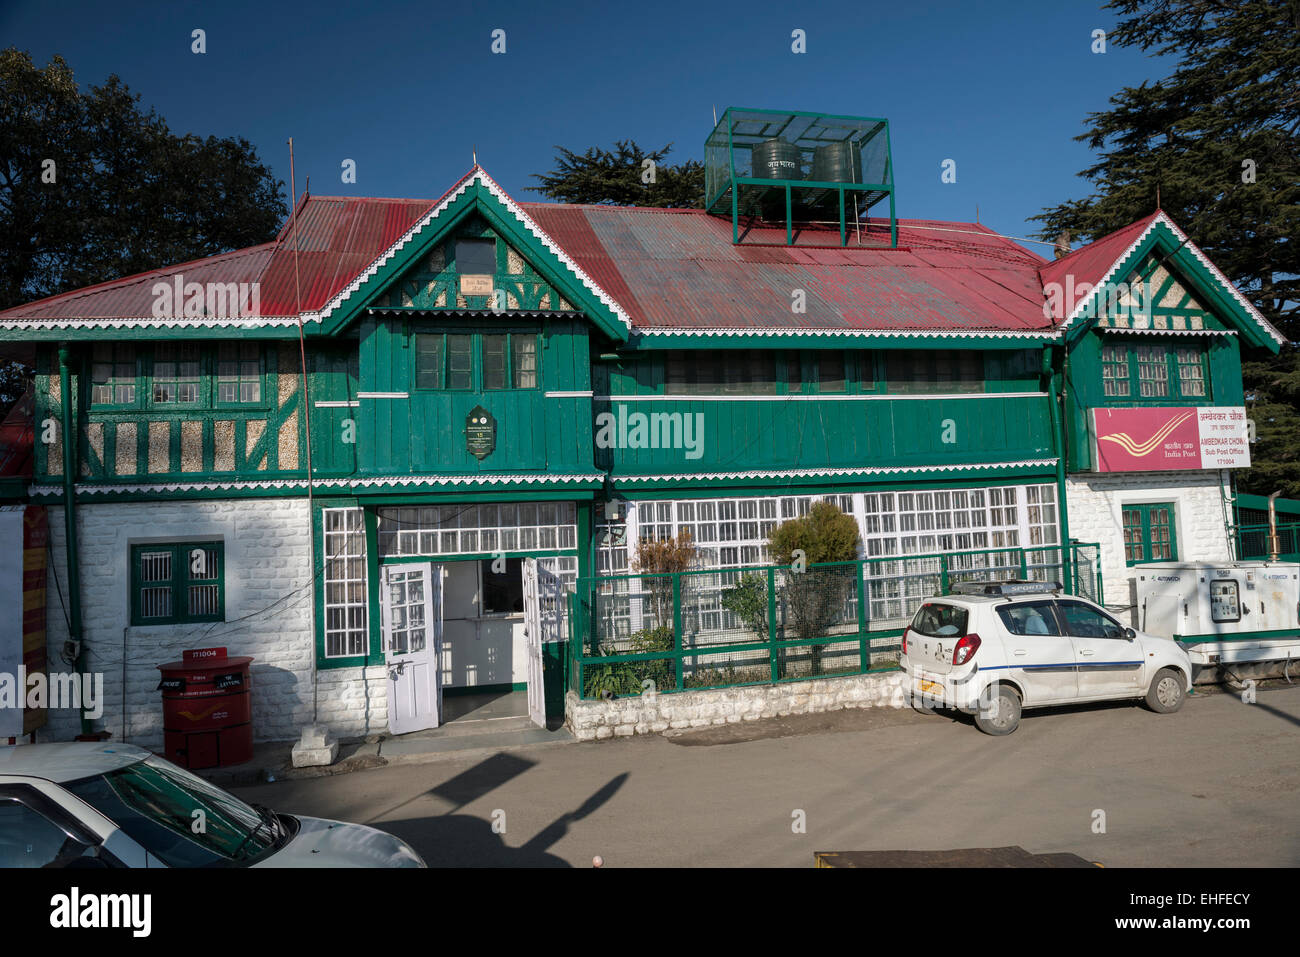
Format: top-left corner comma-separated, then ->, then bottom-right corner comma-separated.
1039,210 -> 1284,351
0,172 -> 1282,351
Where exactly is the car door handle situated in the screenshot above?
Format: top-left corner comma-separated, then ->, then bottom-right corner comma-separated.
1079,649 -> 1095,656
1013,649 -> 1028,656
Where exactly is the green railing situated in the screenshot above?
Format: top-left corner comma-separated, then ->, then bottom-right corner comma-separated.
567,541 -> 1103,700
1233,522 -> 1300,562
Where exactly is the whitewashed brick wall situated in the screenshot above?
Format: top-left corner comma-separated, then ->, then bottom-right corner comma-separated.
1065,470 -> 1234,622
41,498 -> 387,749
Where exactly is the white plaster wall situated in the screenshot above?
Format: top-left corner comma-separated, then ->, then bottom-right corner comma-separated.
1065,470 -> 1235,623
41,498 -> 387,749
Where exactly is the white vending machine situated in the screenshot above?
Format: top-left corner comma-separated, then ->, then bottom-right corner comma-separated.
1135,561 -> 1300,673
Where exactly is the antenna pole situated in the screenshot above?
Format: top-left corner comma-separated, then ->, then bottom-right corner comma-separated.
288,137 -> 320,726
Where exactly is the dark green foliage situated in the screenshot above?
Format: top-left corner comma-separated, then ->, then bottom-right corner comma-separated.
530,140 -> 704,208
769,502 -> 861,566
0,49 -> 287,412
721,573 -> 769,640
768,503 -> 861,676
1032,1 -> 1300,492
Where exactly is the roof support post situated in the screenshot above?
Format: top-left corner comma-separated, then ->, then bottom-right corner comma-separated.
1043,345 -> 1073,594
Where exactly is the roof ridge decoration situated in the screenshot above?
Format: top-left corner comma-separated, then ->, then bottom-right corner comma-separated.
1054,211 -> 1285,349
310,167 -> 632,337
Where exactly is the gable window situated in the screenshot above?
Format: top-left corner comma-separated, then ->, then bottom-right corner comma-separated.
90,344 -> 138,407
216,342 -> 262,403
886,350 -> 983,394
414,331 -> 538,391
151,344 -> 201,404
130,542 -> 224,625
1101,340 -> 1209,402
1122,503 -> 1177,565
455,239 -> 496,275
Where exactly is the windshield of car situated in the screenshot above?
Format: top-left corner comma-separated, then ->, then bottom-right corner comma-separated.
64,755 -> 283,867
910,602 -> 968,637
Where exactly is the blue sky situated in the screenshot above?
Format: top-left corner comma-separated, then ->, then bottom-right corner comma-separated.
2,0 -> 1177,253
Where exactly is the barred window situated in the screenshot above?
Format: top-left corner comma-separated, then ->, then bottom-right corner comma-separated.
130,542 -> 223,625
1101,344 -> 1129,397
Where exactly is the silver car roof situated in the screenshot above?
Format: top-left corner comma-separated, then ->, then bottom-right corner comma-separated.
0,742 -> 152,783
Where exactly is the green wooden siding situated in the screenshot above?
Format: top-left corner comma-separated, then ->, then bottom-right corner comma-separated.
357,315 -> 593,475
593,393 -> 1053,475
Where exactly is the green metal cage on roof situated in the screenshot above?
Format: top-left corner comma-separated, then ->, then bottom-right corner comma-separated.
705,107 -> 897,248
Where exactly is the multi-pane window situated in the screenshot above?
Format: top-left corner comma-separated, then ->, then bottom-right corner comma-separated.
91,344 -> 262,409
886,350 -> 983,394
414,332 -> 535,390
664,350 -> 778,395
817,353 -> 846,392
130,542 -> 223,625
1101,344 -> 1129,397
1175,346 -> 1206,397
152,344 -> 201,404
1136,345 -> 1169,397
1102,341 -> 1209,402
377,503 -> 578,557
323,508 -> 368,658
216,342 -> 262,403
1122,503 -> 1177,565
91,344 -> 137,406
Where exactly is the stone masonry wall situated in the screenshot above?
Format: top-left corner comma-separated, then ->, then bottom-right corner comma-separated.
1065,470 -> 1234,623
565,670 -> 908,741
41,498 -> 387,748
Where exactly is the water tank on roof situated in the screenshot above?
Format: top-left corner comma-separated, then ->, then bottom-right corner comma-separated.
811,141 -> 862,184
751,139 -> 801,180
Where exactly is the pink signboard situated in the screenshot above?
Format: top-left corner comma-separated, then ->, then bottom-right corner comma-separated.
1092,406 -> 1250,472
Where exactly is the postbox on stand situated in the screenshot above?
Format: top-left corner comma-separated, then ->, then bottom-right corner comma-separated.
156,647 -> 253,769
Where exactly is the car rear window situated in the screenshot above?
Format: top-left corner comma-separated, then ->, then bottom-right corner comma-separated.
910,602 -> 968,637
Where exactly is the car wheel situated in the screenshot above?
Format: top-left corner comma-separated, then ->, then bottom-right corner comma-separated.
1145,667 -> 1186,714
975,685 -> 1021,735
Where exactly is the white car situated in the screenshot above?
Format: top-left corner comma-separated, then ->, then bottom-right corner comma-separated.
0,743 -> 426,868
900,581 -> 1193,735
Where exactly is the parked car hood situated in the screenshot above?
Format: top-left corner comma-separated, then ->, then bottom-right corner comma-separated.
256,815 -> 425,868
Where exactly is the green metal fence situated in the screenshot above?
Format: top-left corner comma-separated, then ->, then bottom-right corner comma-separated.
568,542 -> 1103,700
1233,522 -> 1300,563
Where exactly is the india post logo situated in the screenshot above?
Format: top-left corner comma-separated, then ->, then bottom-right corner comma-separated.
1093,408 -> 1200,471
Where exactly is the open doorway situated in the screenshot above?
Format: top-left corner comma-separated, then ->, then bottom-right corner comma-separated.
439,558 -> 531,725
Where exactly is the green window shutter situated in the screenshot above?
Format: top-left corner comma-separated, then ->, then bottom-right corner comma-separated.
1121,503 -> 1178,566
130,541 -> 224,624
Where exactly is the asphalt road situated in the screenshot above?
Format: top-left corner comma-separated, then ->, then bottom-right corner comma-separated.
232,684 -> 1300,867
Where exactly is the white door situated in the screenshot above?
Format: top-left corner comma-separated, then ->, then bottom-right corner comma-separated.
521,558 -> 546,728
380,563 -> 443,734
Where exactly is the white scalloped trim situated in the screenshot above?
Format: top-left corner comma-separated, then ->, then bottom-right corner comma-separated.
613,459 -> 1059,483
27,473 -> 605,496
2,316 -> 310,330
1056,212 -> 1285,346
633,328 -> 1059,339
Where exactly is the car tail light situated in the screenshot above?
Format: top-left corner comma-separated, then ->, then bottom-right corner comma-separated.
952,633 -> 981,665
901,628 -> 909,654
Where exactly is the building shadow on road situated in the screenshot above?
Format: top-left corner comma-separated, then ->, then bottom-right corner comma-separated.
368,752 -> 628,867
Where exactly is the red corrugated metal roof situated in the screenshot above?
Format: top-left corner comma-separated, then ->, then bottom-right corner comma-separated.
522,204 -> 1054,331
1037,212 -> 1159,297
0,169 -> 1171,336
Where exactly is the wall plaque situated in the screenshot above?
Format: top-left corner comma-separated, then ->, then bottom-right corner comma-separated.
465,405 -> 496,460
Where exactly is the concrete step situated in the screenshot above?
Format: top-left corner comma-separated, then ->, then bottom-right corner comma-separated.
378,723 -> 571,758
417,715 -> 539,738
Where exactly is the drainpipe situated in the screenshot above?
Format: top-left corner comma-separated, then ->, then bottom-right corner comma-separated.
1043,346 -> 1073,593
1268,490 -> 1281,562
58,345 -> 90,735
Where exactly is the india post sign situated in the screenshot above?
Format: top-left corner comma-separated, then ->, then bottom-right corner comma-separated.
1092,406 -> 1250,472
